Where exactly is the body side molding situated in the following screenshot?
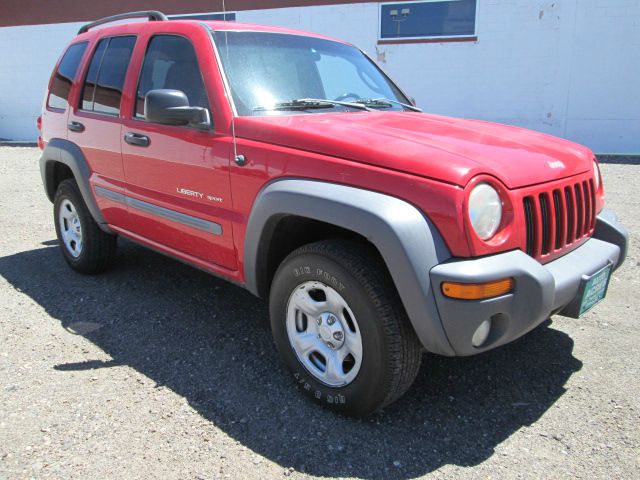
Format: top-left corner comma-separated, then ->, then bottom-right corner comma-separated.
244,178 -> 455,356
94,186 -> 222,235
39,138 -> 113,233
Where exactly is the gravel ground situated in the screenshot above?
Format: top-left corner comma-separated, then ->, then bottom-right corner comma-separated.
0,146 -> 638,479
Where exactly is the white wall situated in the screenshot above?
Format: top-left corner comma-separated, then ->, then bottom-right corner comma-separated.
0,1 -> 638,153
0,22 -> 84,141
237,0 -> 640,153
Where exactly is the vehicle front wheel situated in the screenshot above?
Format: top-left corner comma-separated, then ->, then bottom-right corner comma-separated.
269,239 -> 422,416
53,179 -> 117,274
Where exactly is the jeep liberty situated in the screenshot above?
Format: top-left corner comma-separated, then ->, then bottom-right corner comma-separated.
38,11 -> 628,416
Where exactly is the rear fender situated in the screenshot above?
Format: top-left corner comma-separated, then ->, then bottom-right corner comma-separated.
39,138 -> 112,233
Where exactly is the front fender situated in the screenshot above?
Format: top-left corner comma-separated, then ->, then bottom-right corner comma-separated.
244,179 -> 455,356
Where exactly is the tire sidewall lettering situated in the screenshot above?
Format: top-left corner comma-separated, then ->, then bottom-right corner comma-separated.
271,244 -> 395,415
288,265 -> 350,406
291,265 -> 346,292
293,372 -> 347,405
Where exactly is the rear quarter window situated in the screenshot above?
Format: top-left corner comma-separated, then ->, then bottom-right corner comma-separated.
47,42 -> 88,110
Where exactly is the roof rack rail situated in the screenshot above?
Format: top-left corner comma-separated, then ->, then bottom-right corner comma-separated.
78,10 -> 168,35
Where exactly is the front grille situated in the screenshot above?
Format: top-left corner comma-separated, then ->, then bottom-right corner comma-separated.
523,179 -> 596,260
523,197 -> 534,256
539,193 -> 550,255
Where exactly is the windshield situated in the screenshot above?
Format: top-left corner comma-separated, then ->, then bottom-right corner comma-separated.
212,31 -> 411,116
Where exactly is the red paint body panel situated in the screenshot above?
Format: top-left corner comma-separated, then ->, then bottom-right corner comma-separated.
66,30 -> 132,229
120,125 -> 238,269
119,23 -> 238,270
227,137 -> 468,276
39,19 -> 603,288
233,113 -> 593,189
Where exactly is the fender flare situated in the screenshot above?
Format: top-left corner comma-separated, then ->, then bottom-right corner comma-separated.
244,179 -> 456,356
39,138 -> 113,233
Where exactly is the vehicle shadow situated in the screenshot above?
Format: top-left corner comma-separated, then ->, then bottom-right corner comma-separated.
0,241 -> 582,479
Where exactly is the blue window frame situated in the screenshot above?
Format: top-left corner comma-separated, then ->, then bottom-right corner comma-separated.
380,0 -> 477,40
169,12 -> 236,21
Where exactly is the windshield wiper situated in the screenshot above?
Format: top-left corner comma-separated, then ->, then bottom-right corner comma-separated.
354,98 -> 422,112
253,98 -> 373,112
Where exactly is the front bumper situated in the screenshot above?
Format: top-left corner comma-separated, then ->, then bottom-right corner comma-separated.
430,209 -> 628,356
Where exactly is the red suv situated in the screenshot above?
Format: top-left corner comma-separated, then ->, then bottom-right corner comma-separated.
38,11 -> 628,416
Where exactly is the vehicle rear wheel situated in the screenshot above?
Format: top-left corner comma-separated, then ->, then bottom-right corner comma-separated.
269,239 -> 422,416
54,179 -> 117,274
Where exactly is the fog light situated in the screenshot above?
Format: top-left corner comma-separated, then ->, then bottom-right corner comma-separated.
472,319 -> 491,348
441,278 -> 514,300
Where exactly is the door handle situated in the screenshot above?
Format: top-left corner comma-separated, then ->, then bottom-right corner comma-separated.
124,132 -> 150,147
67,121 -> 85,132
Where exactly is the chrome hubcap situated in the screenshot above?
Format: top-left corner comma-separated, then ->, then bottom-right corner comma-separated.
58,199 -> 83,257
318,312 -> 345,349
286,281 -> 363,387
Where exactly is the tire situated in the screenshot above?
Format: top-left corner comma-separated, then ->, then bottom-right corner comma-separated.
269,239 -> 422,416
53,178 -> 117,274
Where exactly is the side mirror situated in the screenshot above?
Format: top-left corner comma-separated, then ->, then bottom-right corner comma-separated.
144,89 -> 211,130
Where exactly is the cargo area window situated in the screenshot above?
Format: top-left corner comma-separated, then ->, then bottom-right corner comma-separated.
47,42 -> 88,110
379,0 -> 477,41
80,36 -> 136,115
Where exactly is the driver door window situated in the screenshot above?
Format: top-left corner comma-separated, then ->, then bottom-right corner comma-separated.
135,35 -> 210,119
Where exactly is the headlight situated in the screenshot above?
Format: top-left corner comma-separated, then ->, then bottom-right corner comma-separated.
593,160 -> 601,191
469,183 -> 503,240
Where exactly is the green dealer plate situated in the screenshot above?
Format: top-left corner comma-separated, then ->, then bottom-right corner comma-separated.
578,263 -> 613,316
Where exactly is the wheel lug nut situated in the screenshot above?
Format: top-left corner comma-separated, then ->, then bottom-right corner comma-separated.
327,315 -> 336,326
316,317 -> 322,325
333,332 -> 343,341
327,342 -> 334,349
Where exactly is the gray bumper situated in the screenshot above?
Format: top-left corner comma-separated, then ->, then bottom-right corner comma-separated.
429,209 -> 628,356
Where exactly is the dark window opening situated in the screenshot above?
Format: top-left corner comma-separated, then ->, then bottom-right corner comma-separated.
380,0 -> 477,39
135,35 -> 210,120
48,42 -> 88,110
80,36 -> 136,115
81,39 -> 108,111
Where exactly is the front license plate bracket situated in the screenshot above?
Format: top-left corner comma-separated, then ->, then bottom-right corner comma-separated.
559,262 -> 613,319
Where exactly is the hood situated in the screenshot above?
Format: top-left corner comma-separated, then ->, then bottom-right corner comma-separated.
233,111 -> 593,188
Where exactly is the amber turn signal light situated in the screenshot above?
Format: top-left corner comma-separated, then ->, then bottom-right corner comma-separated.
441,278 -> 514,300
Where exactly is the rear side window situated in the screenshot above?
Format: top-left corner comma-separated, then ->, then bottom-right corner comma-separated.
48,42 -> 88,110
80,36 -> 136,115
135,35 -> 209,119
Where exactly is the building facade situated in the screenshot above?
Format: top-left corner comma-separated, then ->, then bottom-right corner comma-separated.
0,0 -> 638,153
